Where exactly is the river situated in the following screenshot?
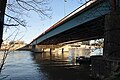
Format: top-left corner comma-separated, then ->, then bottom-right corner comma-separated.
0,50 -> 91,80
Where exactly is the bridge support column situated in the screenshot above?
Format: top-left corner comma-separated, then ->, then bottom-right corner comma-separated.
104,10 -> 120,59
62,48 -> 64,54
50,48 -> 52,60
31,45 -> 42,52
103,9 -> 120,79
42,48 -> 44,52
31,45 -> 36,52
62,48 -> 64,59
91,11 -> 120,79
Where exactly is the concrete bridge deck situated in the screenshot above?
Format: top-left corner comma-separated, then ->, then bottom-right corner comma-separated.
30,0 -> 113,45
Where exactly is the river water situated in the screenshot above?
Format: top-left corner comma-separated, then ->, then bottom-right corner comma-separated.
0,50 -> 91,80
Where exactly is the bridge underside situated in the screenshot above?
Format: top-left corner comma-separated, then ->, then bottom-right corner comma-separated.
38,16 -> 105,45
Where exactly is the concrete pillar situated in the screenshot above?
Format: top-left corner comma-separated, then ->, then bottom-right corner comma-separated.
32,45 -> 36,52
102,9 -> 120,79
42,48 -> 44,52
50,48 -> 52,60
104,10 -> 120,60
31,45 -> 43,52
62,48 -> 64,59
36,45 -> 42,52
62,48 -> 64,54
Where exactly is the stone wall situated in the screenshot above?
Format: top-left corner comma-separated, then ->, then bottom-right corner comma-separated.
90,56 -> 120,80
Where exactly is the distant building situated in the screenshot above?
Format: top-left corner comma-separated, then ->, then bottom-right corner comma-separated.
0,40 -> 25,50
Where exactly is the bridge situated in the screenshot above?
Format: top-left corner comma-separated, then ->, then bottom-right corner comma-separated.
30,0 -> 115,45
27,0 -> 120,79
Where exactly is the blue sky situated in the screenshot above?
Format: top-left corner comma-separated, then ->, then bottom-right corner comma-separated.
4,0 -> 88,44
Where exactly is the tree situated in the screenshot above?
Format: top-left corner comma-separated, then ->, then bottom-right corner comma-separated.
0,0 -> 7,47
0,0 -> 52,78
5,0 -> 52,27
0,0 -> 52,47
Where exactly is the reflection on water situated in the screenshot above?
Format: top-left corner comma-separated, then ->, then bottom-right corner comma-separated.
0,51 -> 44,80
0,50 -> 90,80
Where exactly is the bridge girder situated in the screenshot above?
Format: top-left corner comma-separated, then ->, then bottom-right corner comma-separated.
38,16 -> 105,45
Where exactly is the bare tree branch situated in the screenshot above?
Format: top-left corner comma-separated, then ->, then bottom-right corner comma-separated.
15,0 -> 51,17
4,24 -> 19,26
5,14 -> 27,27
4,0 -> 52,32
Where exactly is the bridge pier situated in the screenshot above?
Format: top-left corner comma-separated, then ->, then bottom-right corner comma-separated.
31,45 -> 42,52
103,9 -> 120,79
62,48 -> 64,54
62,48 -> 64,59
42,48 -> 44,52
104,10 -> 120,59
91,9 -> 120,80
50,48 -> 52,60
31,45 -> 35,52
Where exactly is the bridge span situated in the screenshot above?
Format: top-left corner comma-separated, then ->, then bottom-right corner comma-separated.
27,0 -> 120,79
30,0 -> 112,45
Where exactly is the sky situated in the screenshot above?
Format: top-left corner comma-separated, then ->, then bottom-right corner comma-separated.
3,0 -> 88,44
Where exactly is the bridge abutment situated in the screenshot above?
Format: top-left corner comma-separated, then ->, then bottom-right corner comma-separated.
104,10 -> 120,59
103,9 -> 120,79
31,45 -> 43,52
91,9 -> 120,80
